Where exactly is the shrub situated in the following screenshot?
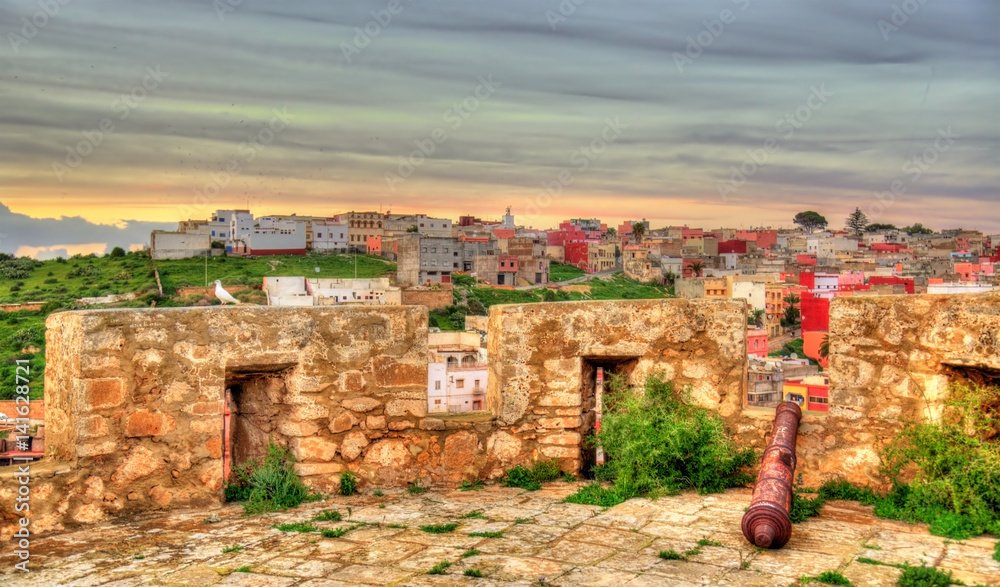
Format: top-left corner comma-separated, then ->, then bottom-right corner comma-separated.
339,471 -> 357,496
790,491 -> 826,523
568,375 -> 756,505
313,510 -> 342,522
503,459 -> 562,491
273,522 -> 317,533
427,561 -> 451,575
419,523 -> 458,534
895,564 -> 955,587
464,569 -> 483,577
109,246 -> 126,258
659,550 -> 684,560
564,483 -> 627,508
468,531 -> 503,538
43,278 -> 58,284
819,383 -> 1000,539
461,549 -> 480,558
224,441 -> 315,515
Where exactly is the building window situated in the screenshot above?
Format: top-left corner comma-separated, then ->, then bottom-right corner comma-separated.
456,379 -> 465,389
474,379 -> 480,388
434,399 -> 441,405
435,381 -> 441,390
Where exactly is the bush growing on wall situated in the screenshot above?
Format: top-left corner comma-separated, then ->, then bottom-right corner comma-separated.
567,374 -> 757,506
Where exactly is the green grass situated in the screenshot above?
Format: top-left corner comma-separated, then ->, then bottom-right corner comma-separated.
895,564 -> 957,586
458,480 -> 484,491
800,571 -> 852,585
503,459 -> 563,491
463,569 -> 483,578
387,523 -> 408,529
407,482 -> 428,495
273,522 -> 317,533
549,262 -> 587,282
468,531 -> 503,538
816,384 -> 1000,540
0,251 -> 395,399
697,538 -> 723,547
460,511 -> 487,520
564,273 -> 671,300
322,526 -> 359,538
224,442 -> 319,515
419,523 -> 458,534
339,471 -> 358,496
372,490 -> 384,497
460,549 -> 480,558
566,374 -> 756,508
313,510 -> 342,522
234,566 -> 252,573
790,491 -> 826,523
515,517 -> 533,524
994,541 -> 999,563
659,550 -> 684,560
222,544 -> 244,553
427,561 -> 451,575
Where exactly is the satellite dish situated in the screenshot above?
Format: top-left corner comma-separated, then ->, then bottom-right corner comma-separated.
789,353 -> 798,359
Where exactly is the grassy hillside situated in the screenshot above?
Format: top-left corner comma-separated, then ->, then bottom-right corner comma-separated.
549,262 -> 587,282
0,251 -> 395,400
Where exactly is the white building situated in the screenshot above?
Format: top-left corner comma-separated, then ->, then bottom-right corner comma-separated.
150,230 -> 210,260
264,276 -> 401,306
927,283 -> 996,295
426,330 -> 487,414
311,220 -> 349,252
231,217 -> 306,255
731,280 -> 766,312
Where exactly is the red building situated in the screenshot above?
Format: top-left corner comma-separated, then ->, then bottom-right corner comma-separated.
783,376 -> 829,412
796,254 -> 818,266
564,241 -> 590,271
718,239 -> 748,254
800,294 -> 830,331
747,328 -> 768,358
868,276 -> 915,294
870,243 -> 907,253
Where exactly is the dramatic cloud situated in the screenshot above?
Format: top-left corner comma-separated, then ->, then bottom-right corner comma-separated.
0,202 -> 173,255
0,0 -> 997,240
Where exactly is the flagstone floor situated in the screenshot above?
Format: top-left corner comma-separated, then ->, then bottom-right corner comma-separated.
2,483 -> 997,586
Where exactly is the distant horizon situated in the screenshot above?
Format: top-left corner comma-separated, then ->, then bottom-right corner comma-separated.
2,2 -> 997,256
1,199 -> 994,260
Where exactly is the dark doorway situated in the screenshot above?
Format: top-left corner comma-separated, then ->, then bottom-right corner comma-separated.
223,367 -> 291,489
578,356 -> 638,479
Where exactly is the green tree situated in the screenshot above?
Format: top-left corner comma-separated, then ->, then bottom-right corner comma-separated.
865,223 -> 897,232
793,211 -> 828,233
818,334 -> 830,359
109,246 -> 126,258
845,207 -> 868,236
902,223 -> 934,235
748,309 -> 765,328
686,261 -> 704,277
605,227 -> 617,238
631,221 -> 646,243
406,225 -> 419,233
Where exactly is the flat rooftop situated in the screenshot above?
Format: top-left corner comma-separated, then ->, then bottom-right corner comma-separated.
2,484 -> 996,586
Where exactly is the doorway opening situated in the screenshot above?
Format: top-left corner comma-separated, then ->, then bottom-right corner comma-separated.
223,365 -> 292,491
578,356 -> 638,479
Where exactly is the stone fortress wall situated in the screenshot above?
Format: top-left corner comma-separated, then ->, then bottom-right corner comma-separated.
2,293 -> 997,539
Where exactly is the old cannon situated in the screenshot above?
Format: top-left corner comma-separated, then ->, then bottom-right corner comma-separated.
741,401 -> 802,549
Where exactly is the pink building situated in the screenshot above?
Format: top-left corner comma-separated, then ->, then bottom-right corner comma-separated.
747,328 -> 768,359
838,271 -> 865,290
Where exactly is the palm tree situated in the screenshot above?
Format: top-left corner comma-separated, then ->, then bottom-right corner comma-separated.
819,334 -> 830,359
783,294 -> 800,306
748,309 -> 765,328
687,261 -> 704,277
631,221 -> 646,243
605,227 -> 617,238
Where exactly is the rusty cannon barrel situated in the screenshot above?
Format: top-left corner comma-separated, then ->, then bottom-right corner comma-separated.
741,401 -> 802,549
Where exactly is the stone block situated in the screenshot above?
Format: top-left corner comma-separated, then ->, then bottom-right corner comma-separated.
78,415 -> 109,439
329,412 -> 359,434
278,420 -> 321,437
419,418 -> 446,431
294,463 -> 345,476
204,437 -> 223,459
191,401 -> 223,416
363,439 -> 412,468
83,378 -> 126,409
111,445 -> 162,487
341,431 -> 369,461
80,354 -> 122,378
385,399 -> 427,418
539,432 -> 580,446
190,418 -> 221,435
367,414 -> 387,430
486,431 -> 522,464
371,357 -> 427,387
388,420 -> 415,431
540,445 -> 579,459
78,441 -> 117,458
291,437 -> 338,462
342,371 -> 366,392
125,411 -> 176,438
289,403 -> 329,421
443,431 -> 478,469
536,417 -> 581,429
537,393 -> 581,407
342,397 -> 381,413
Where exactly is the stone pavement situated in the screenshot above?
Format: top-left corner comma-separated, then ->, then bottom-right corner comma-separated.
2,483 -> 998,586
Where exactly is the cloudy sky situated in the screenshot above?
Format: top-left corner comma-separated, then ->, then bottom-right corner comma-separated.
1,0 -> 997,255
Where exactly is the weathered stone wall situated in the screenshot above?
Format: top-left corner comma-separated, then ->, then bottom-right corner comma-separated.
401,285 -> 454,310
0,306 -> 500,539
487,299 -> 748,474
